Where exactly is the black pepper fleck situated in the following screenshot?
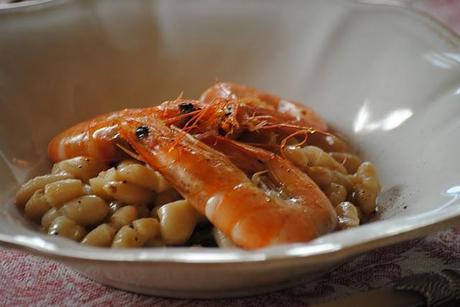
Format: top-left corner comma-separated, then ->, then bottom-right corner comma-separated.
135,126 -> 149,139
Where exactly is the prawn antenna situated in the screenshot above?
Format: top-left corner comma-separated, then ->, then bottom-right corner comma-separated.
279,128 -> 332,159
175,91 -> 184,101
279,129 -> 314,159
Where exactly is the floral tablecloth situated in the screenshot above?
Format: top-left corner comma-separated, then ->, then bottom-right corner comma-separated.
1,0 -> 460,305
1,227 -> 459,305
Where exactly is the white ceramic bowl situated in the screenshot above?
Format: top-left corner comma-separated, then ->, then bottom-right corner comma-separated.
1,0 -> 460,298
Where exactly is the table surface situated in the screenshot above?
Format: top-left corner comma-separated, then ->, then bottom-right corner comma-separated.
1,0 -> 460,305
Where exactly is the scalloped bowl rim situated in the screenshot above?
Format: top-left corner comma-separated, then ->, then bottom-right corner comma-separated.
1,0 -> 460,266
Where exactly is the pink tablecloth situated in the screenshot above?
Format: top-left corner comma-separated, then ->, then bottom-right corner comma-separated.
1,227 -> 459,305
1,0 -> 460,305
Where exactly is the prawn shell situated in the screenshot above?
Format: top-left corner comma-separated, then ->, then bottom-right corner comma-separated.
119,118 -> 336,249
47,100 -> 211,163
200,82 -> 328,131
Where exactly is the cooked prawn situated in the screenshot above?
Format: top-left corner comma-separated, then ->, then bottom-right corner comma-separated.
118,117 -> 336,249
200,82 -> 328,131
48,95 -> 329,162
48,100 -> 211,162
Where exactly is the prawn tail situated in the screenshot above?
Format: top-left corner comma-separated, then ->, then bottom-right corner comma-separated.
205,135 -> 337,236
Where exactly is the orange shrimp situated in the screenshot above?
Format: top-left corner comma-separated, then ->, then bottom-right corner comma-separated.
118,117 -> 336,249
48,96 -> 327,162
200,82 -> 328,131
47,100 -> 213,162
48,107 -> 154,162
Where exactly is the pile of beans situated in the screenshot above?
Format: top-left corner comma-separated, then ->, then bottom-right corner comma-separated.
16,133 -> 381,248
282,133 -> 381,229
15,157 -> 206,248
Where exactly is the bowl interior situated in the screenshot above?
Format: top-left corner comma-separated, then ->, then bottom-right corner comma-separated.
1,0 -> 460,261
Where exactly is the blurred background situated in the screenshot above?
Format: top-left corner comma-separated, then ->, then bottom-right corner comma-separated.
1,0 -> 460,36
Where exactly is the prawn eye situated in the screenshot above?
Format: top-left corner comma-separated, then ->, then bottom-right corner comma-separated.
179,102 -> 195,114
135,126 -> 149,139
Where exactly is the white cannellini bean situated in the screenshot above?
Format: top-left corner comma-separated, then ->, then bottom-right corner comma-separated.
89,177 -> 110,200
330,152 -> 362,174
283,145 -> 347,174
352,162 -> 381,215
112,225 -> 143,248
89,167 -> 120,200
103,181 -> 154,206
60,195 -> 109,226
41,208 -> 61,230
147,168 -> 171,193
44,179 -> 84,207
158,200 -> 198,246
100,167 -> 119,181
116,159 -> 141,169
306,166 -> 354,190
81,224 -> 117,247
324,183 -> 347,207
117,164 -> 171,192
336,201 -> 360,229
110,206 -> 138,230
48,216 -> 86,241
305,166 -> 333,188
16,173 -> 72,207
310,133 -> 350,153
132,218 -> 160,244
117,159 -> 171,193
24,189 -> 52,221
51,156 -> 108,182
